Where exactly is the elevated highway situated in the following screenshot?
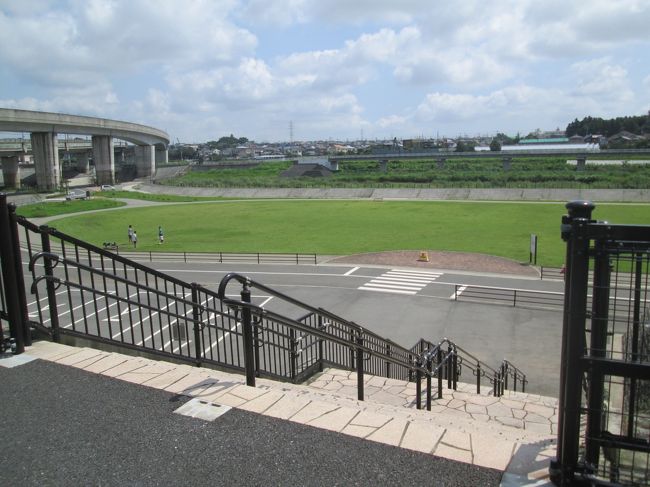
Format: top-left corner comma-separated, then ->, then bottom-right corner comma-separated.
0,108 -> 169,190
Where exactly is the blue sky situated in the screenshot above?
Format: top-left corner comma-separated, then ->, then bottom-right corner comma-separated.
1,0 -> 649,143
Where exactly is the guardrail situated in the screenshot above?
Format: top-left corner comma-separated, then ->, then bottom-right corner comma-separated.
452,283 -> 565,311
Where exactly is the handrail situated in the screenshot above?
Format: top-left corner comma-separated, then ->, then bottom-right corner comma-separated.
221,296 -> 429,377
218,272 -> 418,358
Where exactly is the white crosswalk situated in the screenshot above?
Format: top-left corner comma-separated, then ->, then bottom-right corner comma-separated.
358,269 -> 442,295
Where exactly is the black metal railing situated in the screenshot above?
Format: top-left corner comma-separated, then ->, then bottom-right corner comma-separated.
452,283 -> 565,311
552,201 -> 650,487
1,194 -> 527,414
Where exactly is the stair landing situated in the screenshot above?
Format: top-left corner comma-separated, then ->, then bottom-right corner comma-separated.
8,342 -> 557,486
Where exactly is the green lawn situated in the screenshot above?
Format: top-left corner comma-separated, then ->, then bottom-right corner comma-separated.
44,200 -> 650,266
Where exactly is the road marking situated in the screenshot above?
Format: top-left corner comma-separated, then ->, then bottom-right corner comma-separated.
358,269 -> 442,295
344,266 -> 360,276
450,285 -> 467,300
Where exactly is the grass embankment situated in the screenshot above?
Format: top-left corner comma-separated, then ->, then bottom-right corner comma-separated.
46,200 -> 650,266
165,158 -> 650,189
100,190 -> 231,202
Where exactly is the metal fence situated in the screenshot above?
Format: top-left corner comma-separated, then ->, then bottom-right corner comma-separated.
1,193 -> 527,412
552,201 -> 650,486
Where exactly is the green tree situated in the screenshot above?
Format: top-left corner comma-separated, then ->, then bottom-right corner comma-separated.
489,139 -> 502,151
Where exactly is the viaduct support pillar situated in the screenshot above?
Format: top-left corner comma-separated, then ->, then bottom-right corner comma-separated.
31,132 -> 60,191
155,146 -> 168,165
135,145 -> 155,177
436,157 -> 446,169
1,156 -> 20,189
330,160 -> 339,171
502,156 -> 512,171
92,135 -> 115,185
378,159 -> 388,172
576,155 -> 586,171
76,151 -> 91,174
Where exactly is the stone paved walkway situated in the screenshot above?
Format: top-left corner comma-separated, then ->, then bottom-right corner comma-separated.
4,341 -> 558,486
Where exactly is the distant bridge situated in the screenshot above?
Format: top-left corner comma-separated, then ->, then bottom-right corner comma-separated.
0,108 -> 169,190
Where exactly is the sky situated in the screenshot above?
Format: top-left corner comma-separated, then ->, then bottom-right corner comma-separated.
1,0 -> 649,143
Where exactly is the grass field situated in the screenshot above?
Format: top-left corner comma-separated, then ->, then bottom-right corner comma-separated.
45,200 -> 650,266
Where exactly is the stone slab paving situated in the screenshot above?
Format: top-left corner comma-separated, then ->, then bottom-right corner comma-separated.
16,342 -> 557,486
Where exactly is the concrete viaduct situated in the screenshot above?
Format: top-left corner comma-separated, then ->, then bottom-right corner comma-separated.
0,108 -> 169,191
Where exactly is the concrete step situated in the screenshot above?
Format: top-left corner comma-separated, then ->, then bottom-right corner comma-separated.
16,341 -> 556,485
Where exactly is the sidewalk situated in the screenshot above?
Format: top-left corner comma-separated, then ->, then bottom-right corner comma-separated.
1,341 -> 555,486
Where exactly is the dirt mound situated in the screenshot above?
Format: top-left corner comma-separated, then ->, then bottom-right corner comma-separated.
327,250 -> 539,276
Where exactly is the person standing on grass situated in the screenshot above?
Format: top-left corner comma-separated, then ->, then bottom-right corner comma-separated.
132,230 -> 137,248
158,225 -> 164,244
128,224 -> 133,244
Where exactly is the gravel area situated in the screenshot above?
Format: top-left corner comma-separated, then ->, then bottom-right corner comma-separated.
327,250 -> 540,277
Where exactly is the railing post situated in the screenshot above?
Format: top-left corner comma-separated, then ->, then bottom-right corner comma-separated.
317,316 -> 324,372
553,200 -> 595,485
437,347 -> 443,399
476,362 -> 481,394
191,283 -> 202,366
503,362 -> 509,392
8,203 -> 30,346
416,365 -> 422,410
289,328 -> 297,380
385,342 -> 391,379
452,348 -> 458,390
0,194 -> 25,353
447,344 -> 452,389
426,358 -> 432,411
39,226 -> 61,343
240,281 -> 256,387
356,332 -> 364,401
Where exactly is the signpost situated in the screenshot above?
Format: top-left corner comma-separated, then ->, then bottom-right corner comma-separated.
530,234 -> 538,265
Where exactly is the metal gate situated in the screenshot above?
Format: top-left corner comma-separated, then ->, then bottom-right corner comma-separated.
553,201 -> 650,486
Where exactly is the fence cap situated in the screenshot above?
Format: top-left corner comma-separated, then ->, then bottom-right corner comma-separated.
565,200 -> 595,219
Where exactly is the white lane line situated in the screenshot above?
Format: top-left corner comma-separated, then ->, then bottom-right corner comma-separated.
386,269 -> 443,276
372,276 -> 434,284
358,287 -> 416,295
364,282 -> 422,291
449,285 -> 467,300
344,266 -> 360,276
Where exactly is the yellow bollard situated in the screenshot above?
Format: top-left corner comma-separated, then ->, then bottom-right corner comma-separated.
418,251 -> 429,262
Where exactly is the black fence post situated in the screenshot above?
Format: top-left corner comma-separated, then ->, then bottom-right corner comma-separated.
416,365 -> 422,410
39,226 -> 61,343
356,332 -> 364,401
289,328 -> 297,380
317,316 -> 324,372
447,344 -> 453,389
452,347 -> 458,390
191,283 -> 203,367
240,281 -> 256,387
385,342 -> 391,379
426,357 -> 432,411
553,200 -> 595,485
0,194 -> 25,354
476,362 -> 481,394
437,347 -> 443,399
8,203 -> 30,346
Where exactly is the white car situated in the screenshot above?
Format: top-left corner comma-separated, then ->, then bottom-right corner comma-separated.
100,185 -> 116,191
65,190 -> 88,201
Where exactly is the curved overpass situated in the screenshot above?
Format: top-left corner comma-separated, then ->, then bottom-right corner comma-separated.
0,108 -> 170,190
